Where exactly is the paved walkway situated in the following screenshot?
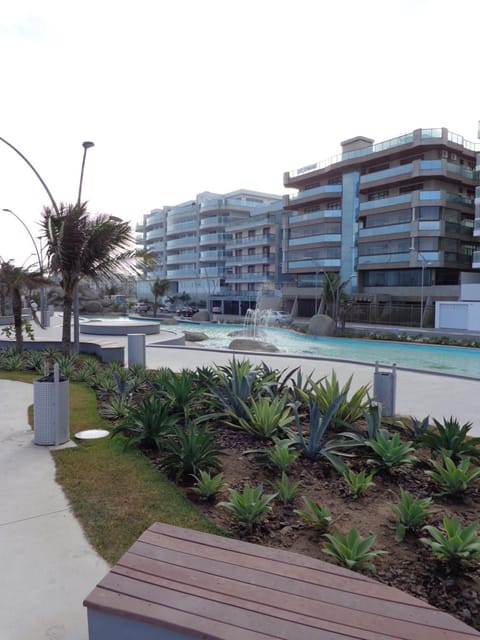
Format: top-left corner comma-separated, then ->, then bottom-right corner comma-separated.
0,380 -> 109,640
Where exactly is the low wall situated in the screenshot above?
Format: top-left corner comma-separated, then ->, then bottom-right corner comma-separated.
0,339 -> 124,364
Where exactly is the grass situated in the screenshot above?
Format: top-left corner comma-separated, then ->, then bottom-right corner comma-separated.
3,372 -> 225,565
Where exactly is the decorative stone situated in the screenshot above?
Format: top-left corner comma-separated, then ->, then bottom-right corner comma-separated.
308,314 -> 336,336
192,309 -> 210,321
228,338 -> 279,352
184,331 -> 209,342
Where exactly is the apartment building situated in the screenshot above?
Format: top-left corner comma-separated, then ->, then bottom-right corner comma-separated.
136,189 -> 282,307
283,128 -> 480,317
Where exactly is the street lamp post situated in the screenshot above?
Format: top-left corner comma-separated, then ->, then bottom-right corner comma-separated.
73,141 -> 95,354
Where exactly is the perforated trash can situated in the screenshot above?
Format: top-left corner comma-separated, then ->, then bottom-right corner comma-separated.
33,372 -> 69,446
373,362 -> 397,417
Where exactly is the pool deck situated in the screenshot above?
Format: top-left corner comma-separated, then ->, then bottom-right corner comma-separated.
21,314 -> 480,436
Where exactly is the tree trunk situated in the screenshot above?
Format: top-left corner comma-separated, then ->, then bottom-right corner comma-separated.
61,291 -> 74,355
12,286 -> 23,353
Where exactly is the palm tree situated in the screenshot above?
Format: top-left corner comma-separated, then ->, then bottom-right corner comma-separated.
321,273 -> 350,331
0,260 -> 45,352
41,202 -> 135,354
151,278 -> 170,316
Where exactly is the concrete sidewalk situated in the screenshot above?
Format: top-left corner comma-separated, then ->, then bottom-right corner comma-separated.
0,380 -> 109,640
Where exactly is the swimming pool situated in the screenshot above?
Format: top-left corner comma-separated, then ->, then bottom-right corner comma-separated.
174,322 -> 479,379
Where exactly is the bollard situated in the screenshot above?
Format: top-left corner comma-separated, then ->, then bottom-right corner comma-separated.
373,362 -> 397,417
128,333 -> 146,367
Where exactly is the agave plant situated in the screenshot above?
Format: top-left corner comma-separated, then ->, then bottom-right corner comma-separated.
192,470 -> 225,501
425,454 -> 480,497
366,432 -> 418,470
342,468 -> 376,499
323,528 -> 387,573
267,438 -> 299,472
208,357 -> 260,420
219,484 -> 277,532
421,516 -> 480,568
292,396 -> 355,471
389,489 -> 432,541
418,417 -> 480,462
306,372 -> 370,428
226,395 -> 295,441
295,497 -> 332,532
271,472 -> 302,505
160,422 -> 223,482
111,394 -> 178,450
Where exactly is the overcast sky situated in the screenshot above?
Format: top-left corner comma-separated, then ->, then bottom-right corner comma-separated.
1,0 -> 479,266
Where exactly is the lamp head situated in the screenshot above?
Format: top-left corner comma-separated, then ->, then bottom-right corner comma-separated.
82,141 -> 95,150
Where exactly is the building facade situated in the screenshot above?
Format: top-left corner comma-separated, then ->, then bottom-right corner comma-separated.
136,189 -> 283,310
283,128 -> 480,317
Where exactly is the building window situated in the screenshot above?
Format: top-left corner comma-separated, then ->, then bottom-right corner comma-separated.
368,190 -> 389,201
399,183 -> 424,194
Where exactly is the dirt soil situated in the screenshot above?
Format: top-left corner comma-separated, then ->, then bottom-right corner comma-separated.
150,424 -> 480,631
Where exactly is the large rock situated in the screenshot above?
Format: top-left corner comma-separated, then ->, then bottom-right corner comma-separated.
184,331 -> 209,342
308,314 -> 336,336
228,338 -> 279,353
228,328 -> 267,339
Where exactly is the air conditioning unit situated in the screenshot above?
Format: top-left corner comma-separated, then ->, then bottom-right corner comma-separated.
450,153 -> 457,160
441,150 -> 449,158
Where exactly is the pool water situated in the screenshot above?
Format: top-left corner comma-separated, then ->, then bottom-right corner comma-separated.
174,322 -> 479,379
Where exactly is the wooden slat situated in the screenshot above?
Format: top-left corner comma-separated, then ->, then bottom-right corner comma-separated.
84,523 -> 480,640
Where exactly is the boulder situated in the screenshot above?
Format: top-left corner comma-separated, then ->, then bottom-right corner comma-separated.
81,300 -> 104,314
228,328 -> 267,339
184,331 -> 209,342
308,314 -> 336,337
228,338 -> 279,353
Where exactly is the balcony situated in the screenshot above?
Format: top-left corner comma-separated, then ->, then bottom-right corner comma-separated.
359,223 -> 411,238
146,229 -> 165,241
166,268 -> 198,278
199,250 -> 227,260
166,220 -> 197,234
166,252 -> 197,264
166,236 -> 197,249
288,209 -> 341,224
227,217 -> 271,232
473,251 -> 480,269
474,219 -> 480,237
225,254 -> 274,266
199,233 -> 230,245
224,272 -> 275,282
199,216 -> 229,229
288,259 -> 340,270
288,234 -> 341,247
226,234 -> 274,248
289,184 -> 342,203
360,164 -> 413,185
360,194 -> 412,211
145,211 -> 165,226
358,252 -> 411,265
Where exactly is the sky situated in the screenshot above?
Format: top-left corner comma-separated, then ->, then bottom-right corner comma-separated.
0,0 -> 479,266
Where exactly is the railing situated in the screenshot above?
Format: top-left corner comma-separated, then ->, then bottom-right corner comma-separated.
199,233 -> 230,245
360,194 -> 412,211
359,223 -> 411,237
225,254 -> 274,265
358,252 -> 411,265
289,209 -> 341,224
288,234 -> 341,246
166,236 -> 197,249
288,259 -> 340,269
289,185 -> 342,201
473,251 -> 480,267
225,234 -> 274,247
224,273 -> 275,282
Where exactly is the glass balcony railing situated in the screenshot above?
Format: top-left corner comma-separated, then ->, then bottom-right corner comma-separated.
360,194 -> 412,211
199,216 -> 229,228
225,254 -> 274,265
166,220 -> 197,234
358,252 -> 411,265
289,210 -> 341,224
224,273 -> 275,282
359,223 -> 411,237
288,259 -> 340,269
226,234 -> 274,247
360,164 -> 412,184
418,221 -> 441,231
199,250 -> 227,260
288,234 -> 341,247
166,269 -> 198,278
146,229 -> 165,240
199,233 -> 230,245
166,252 -> 197,264
446,192 -> 474,206
473,251 -> 480,267
166,236 -> 197,249
290,185 -> 342,201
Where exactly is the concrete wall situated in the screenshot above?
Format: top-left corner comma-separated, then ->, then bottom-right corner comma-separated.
436,301 -> 480,331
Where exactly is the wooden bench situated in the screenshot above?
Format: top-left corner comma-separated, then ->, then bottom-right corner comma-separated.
84,522 -> 480,640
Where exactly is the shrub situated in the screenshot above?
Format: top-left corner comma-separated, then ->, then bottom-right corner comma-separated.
305,371 -> 370,427
323,528 -> 387,573
389,489 -> 432,541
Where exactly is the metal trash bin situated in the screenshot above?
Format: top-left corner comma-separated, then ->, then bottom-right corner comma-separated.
128,333 -> 146,367
373,362 -> 397,417
33,364 -> 69,446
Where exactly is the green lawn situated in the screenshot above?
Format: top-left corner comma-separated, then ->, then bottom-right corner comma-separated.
3,373 -> 225,565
